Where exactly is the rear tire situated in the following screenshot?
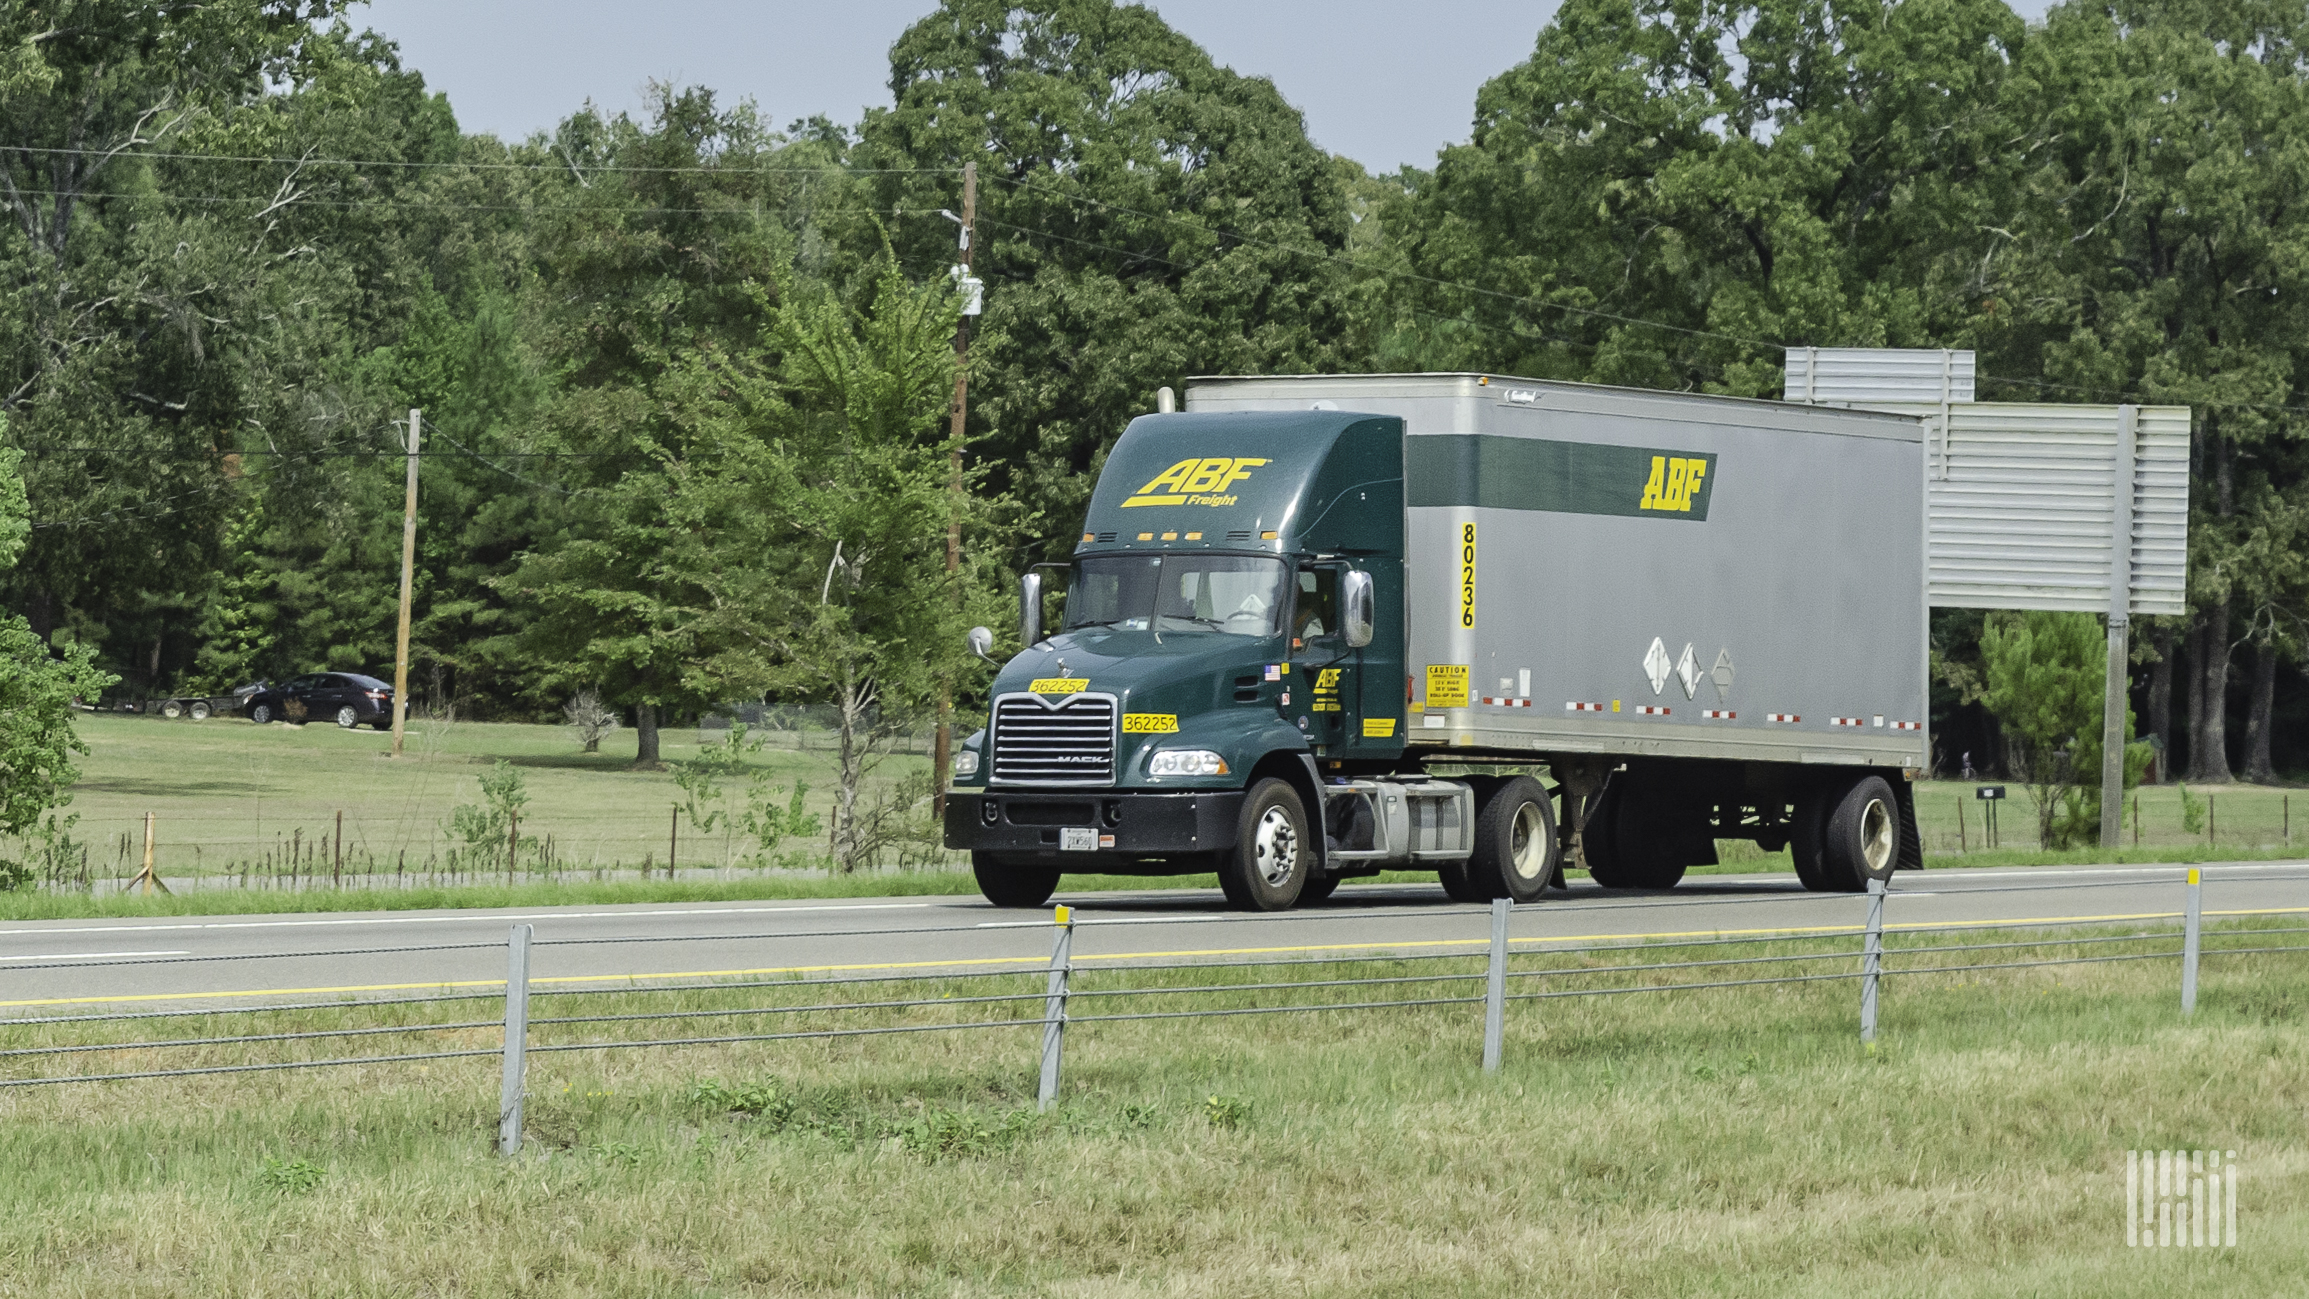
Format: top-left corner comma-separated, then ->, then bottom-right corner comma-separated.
1589,780 -> 1690,890
1297,874 -> 1342,905
1791,789 -> 1832,891
1218,778 -> 1309,911
972,854 -> 1060,909
336,705 -> 359,729
1816,775 -> 1901,891
1465,775 -> 1558,903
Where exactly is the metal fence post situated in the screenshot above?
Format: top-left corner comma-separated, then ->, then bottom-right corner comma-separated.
498,923 -> 533,1156
1860,878 -> 1886,1048
2182,868 -> 2202,1016
1482,897 -> 1511,1072
1038,905 -> 1073,1111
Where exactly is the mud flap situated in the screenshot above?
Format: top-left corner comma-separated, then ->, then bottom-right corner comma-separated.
1893,779 -> 1924,871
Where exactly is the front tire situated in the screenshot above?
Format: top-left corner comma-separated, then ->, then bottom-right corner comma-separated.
1815,775 -> 1901,891
249,702 -> 273,725
1466,775 -> 1558,903
1218,778 -> 1309,911
972,854 -> 1060,909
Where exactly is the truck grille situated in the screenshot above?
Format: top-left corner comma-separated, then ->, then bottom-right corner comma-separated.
991,693 -> 1117,786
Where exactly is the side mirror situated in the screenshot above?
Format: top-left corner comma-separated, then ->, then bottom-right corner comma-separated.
1342,569 -> 1375,648
1019,572 -> 1044,647
967,625 -> 996,663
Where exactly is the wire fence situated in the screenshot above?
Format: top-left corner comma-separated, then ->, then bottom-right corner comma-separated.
3,868 -> 2303,1154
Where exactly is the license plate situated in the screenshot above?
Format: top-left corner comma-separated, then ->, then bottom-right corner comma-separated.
1059,827 -> 1097,852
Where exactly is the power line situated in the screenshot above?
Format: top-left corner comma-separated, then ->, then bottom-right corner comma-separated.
0,143 -> 952,177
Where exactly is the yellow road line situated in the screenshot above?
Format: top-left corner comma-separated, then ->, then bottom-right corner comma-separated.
6,907 -> 2304,1010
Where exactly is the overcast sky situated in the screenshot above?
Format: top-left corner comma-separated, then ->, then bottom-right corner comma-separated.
354,1 -> 2055,175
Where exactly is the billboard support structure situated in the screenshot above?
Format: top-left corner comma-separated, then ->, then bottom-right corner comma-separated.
1790,351 -> 2188,851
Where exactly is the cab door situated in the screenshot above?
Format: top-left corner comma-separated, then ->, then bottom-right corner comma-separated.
1289,565 -> 1354,753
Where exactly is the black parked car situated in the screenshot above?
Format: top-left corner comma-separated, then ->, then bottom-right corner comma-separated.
244,673 -> 398,730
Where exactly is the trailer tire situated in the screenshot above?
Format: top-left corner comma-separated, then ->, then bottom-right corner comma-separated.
1791,789 -> 1832,891
972,854 -> 1060,909
189,701 -> 211,720
1466,775 -> 1557,902
160,700 -> 183,719
1816,774 -> 1901,891
1218,778 -> 1309,911
1589,786 -> 1689,890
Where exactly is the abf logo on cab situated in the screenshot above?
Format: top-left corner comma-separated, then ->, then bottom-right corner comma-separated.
1122,457 -> 1269,508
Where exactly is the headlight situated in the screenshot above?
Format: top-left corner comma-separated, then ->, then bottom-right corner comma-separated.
951,749 -> 980,777
1148,749 -> 1229,777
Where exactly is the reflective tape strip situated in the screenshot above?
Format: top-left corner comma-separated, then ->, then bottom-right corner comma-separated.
1891,720 -> 1923,731
1634,705 -> 1670,716
1766,713 -> 1801,723
1566,701 -> 1607,712
1831,717 -> 1864,727
1701,709 -> 1736,720
1480,697 -> 1533,707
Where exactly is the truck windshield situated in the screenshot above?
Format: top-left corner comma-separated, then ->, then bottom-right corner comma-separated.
1064,555 -> 1288,637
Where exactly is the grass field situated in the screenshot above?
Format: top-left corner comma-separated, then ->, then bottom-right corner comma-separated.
7,713 -> 2304,919
0,921 -> 2301,1295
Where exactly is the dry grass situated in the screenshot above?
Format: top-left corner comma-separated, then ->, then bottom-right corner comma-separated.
1,922 -> 2303,1296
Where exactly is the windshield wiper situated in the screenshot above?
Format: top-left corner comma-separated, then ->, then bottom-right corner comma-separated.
1157,615 -> 1225,629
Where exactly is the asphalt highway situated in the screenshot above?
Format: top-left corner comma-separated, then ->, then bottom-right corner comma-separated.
3,861 -> 2305,1013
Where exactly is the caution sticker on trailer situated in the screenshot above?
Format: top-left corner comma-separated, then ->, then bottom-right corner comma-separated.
1425,664 -> 1470,708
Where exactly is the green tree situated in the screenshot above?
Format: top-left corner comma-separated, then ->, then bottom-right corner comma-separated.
1979,0 -> 2309,782
1979,611 -> 2151,846
1384,0 -> 2026,392
854,0 -> 1363,561
663,256 -> 994,870
0,433 -> 115,849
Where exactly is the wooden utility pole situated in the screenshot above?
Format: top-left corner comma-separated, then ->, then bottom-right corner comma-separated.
391,409 -> 420,758
934,162 -> 978,822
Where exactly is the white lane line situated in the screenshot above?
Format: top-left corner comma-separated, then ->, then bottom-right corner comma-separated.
0,950 -> 189,961
0,900 -> 944,939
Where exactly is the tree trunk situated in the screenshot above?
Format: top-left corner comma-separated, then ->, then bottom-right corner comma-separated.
2243,641 -> 2278,784
2189,600 -> 2234,782
2147,623 -> 2175,783
2182,619 -> 2207,779
635,703 -> 660,767
829,668 -> 876,872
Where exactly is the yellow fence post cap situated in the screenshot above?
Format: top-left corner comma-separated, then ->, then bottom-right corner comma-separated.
2187,868 -> 2200,885
1054,905 -> 1071,925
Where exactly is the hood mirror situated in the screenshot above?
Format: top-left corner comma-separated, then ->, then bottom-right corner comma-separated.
967,625 -> 996,663
1342,569 -> 1375,648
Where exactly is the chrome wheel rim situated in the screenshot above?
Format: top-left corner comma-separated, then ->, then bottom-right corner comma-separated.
1509,802 -> 1549,881
1252,804 -> 1299,887
1860,798 -> 1895,874
337,707 -> 357,728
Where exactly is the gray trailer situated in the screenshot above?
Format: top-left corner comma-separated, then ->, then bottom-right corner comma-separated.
1186,372 -> 1930,768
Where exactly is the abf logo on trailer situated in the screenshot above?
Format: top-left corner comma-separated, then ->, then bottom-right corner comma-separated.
1122,457 -> 1270,507
1638,455 -> 1710,513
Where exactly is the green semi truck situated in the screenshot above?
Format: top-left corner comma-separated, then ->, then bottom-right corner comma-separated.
943,373 -> 1928,910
